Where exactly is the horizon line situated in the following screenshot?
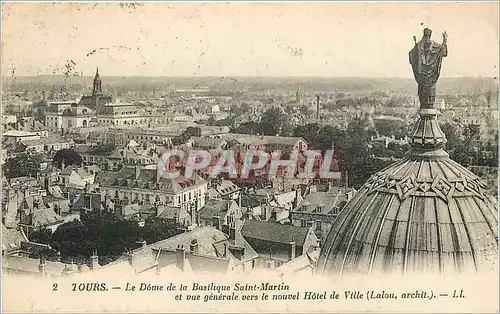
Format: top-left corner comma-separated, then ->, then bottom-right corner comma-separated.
3,75 -> 497,79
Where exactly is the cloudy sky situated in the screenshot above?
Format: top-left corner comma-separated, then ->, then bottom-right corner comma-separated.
2,2 -> 498,77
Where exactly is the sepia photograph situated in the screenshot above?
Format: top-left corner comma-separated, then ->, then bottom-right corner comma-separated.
1,1 -> 499,313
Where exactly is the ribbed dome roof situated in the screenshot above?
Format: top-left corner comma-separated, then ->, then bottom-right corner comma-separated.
316,40 -> 498,276
316,150 -> 498,276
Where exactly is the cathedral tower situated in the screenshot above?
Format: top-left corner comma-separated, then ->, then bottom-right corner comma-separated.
92,67 -> 103,97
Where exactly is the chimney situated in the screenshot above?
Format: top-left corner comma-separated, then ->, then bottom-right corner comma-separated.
212,215 -> 221,230
289,240 -> 296,261
136,239 -> 147,248
229,246 -> 245,260
54,204 -> 61,216
293,188 -> 300,209
309,185 -> 317,194
189,239 -> 199,254
62,263 -> 74,276
190,204 -> 197,227
89,250 -> 99,269
270,209 -> 277,222
175,245 -> 186,271
38,257 -> 46,277
28,212 -> 34,226
316,95 -> 320,120
135,165 -> 140,180
222,223 -> 229,236
229,223 -> 236,241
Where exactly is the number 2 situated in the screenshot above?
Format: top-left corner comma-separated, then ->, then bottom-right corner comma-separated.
52,283 -> 58,291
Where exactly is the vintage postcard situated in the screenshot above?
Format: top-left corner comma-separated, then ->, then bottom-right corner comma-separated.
1,1 -> 499,313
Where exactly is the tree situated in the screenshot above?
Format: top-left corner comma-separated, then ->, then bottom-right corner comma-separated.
186,127 -> 202,137
91,142 -> 116,154
53,148 -> 83,168
374,119 -> 405,137
30,227 -> 53,245
441,122 -> 482,167
2,148 -> 44,179
51,220 -> 93,263
213,117 -> 234,127
293,123 -> 320,146
29,209 -> 185,265
440,122 -> 462,152
259,107 -> 292,136
231,121 -> 260,135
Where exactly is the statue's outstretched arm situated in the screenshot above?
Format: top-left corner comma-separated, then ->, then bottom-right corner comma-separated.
442,31 -> 448,57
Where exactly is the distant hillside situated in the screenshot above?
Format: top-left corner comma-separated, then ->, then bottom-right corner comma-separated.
2,75 -> 497,96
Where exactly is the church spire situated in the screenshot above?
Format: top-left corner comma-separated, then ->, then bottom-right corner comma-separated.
92,66 -> 102,97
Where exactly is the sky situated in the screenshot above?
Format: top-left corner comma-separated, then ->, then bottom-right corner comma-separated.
1,2 -> 499,77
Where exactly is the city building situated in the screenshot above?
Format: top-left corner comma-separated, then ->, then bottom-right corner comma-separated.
290,184 -> 355,245
3,130 -> 41,144
97,166 -> 208,214
77,67 -> 113,109
240,219 -> 318,269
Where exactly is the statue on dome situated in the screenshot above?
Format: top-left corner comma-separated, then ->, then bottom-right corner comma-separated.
409,28 -> 448,108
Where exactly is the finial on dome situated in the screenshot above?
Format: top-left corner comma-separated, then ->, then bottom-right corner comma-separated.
408,29 -> 449,158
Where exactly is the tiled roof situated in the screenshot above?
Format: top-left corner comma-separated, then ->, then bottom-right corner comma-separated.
20,136 -> 70,146
241,220 -> 310,246
240,195 -> 263,208
3,130 -> 37,137
129,246 -> 158,274
224,134 -> 306,146
1,223 -> 27,251
72,193 -> 102,211
149,226 -> 226,257
215,180 -> 240,195
48,185 -> 65,199
274,248 -> 319,275
156,206 -> 182,219
297,190 -> 346,214
30,208 -> 64,227
97,167 -> 207,194
192,137 -> 226,149
2,255 -> 76,276
155,248 -> 229,274
198,199 -> 238,220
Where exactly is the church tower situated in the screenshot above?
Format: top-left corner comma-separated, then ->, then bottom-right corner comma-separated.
92,67 -> 103,97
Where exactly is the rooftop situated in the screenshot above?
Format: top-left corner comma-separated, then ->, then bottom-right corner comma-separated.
3,130 -> 38,137
241,220 -> 311,246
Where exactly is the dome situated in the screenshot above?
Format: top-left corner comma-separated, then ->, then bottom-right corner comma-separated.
316,33 -> 498,276
316,149 -> 498,276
